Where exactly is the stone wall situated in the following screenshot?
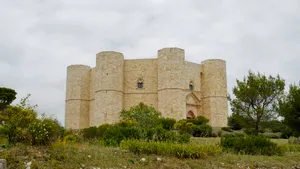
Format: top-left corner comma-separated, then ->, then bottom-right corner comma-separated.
201,59 -> 228,127
65,64 -> 91,129
65,47 -> 229,128
123,59 -> 158,109
94,51 -> 124,126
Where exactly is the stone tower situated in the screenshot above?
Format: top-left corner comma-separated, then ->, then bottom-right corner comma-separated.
65,65 -> 91,129
64,47 -> 229,129
94,51 -> 124,126
201,59 -> 228,127
157,48 -> 186,120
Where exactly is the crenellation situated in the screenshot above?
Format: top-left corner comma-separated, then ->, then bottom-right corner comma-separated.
65,47 -> 228,128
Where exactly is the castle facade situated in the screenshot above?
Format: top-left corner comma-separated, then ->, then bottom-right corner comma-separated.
65,47 -> 228,129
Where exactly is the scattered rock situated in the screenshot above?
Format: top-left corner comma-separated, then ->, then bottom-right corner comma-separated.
157,157 -> 162,161
0,159 -> 7,169
140,158 -> 146,162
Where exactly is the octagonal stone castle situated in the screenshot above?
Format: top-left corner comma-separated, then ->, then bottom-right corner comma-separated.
65,47 -> 228,129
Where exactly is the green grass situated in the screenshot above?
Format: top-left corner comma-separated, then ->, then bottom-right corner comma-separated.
1,138 -> 300,169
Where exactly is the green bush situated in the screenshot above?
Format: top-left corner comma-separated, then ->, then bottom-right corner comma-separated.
220,135 -> 283,156
174,120 -> 194,134
120,140 -> 222,159
288,137 -> 300,145
187,116 -> 209,125
159,117 -> 176,130
261,132 -> 281,139
280,144 -> 300,152
102,125 -> 141,147
63,134 -> 77,144
192,124 -> 212,137
28,116 -> 61,145
82,126 -> 99,140
221,127 -> 233,132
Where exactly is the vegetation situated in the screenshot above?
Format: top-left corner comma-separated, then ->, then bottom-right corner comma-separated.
2,67 -> 300,168
0,87 -> 17,111
228,71 -> 285,135
278,83 -> 300,136
220,135 -> 283,156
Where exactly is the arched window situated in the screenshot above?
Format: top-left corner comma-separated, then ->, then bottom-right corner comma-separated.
187,110 -> 195,119
189,81 -> 194,90
137,78 -> 144,89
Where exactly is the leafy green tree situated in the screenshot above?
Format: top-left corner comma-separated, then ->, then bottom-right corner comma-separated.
119,102 -> 161,128
228,70 -> 285,135
0,94 -> 37,144
0,87 -> 17,111
278,83 -> 300,136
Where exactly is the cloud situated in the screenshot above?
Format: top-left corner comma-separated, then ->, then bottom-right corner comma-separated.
1,0 -> 300,125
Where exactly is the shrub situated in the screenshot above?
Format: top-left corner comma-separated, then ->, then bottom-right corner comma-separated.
174,120 -> 194,134
220,135 -> 283,156
288,137 -> 300,145
119,102 -> 161,128
187,116 -> 209,125
82,126 -> 99,140
120,140 -> 222,159
28,116 -> 62,145
97,123 -> 111,137
63,134 -> 77,144
221,127 -> 233,132
261,132 -> 281,139
192,124 -> 212,137
159,117 -> 176,130
102,125 -> 141,147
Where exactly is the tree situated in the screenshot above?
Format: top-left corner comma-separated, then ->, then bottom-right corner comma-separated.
0,94 -> 37,144
0,87 -> 17,110
119,102 -> 162,128
278,83 -> 300,136
228,70 -> 285,135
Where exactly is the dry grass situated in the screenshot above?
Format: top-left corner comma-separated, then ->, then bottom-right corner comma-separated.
1,138 -> 300,169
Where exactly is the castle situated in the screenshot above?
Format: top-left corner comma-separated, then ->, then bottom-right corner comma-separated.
65,47 -> 228,129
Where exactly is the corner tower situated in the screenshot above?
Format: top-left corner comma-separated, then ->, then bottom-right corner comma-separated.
65,65 -> 91,129
201,59 -> 228,127
158,47 -> 186,120
94,51 -> 124,125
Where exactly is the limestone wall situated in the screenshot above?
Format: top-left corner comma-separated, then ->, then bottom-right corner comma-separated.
201,59 -> 228,127
65,65 -> 91,129
94,51 -> 124,126
158,48 -> 186,120
64,47 -> 229,129
89,68 -> 96,126
123,59 -> 158,109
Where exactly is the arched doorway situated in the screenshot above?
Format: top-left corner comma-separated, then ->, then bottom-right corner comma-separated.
186,110 -> 195,119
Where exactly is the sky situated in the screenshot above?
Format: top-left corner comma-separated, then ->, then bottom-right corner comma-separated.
1,0 -> 299,126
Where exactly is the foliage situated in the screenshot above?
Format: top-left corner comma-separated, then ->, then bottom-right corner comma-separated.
221,127 -> 233,132
220,135 -> 283,156
63,134 -> 77,144
28,114 -> 62,145
0,87 -> 17,111
82,126 -> 99,140
187,116 -> 209,125
158,117 -> 176,130
0,104 -> 37,144
192,124 -> 212,137
120,139 -> 222,159
174,120 -> 194,134
278,83 -> 300,136
228,70 -> 285,135
119,102 -> 161,128
227,114 -> 244,130
288,137 -> 300,145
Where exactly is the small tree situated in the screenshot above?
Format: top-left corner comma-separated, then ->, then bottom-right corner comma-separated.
119,102 -> 161,128
278,83 -> 300,136
0,87 -> 17,111
228,70 -> 285,135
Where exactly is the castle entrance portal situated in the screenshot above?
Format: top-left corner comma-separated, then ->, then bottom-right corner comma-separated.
186,110 -> 195,119
186,92 -> 201,119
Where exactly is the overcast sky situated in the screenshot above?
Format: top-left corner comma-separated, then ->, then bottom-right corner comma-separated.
1,0 -> 299,126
